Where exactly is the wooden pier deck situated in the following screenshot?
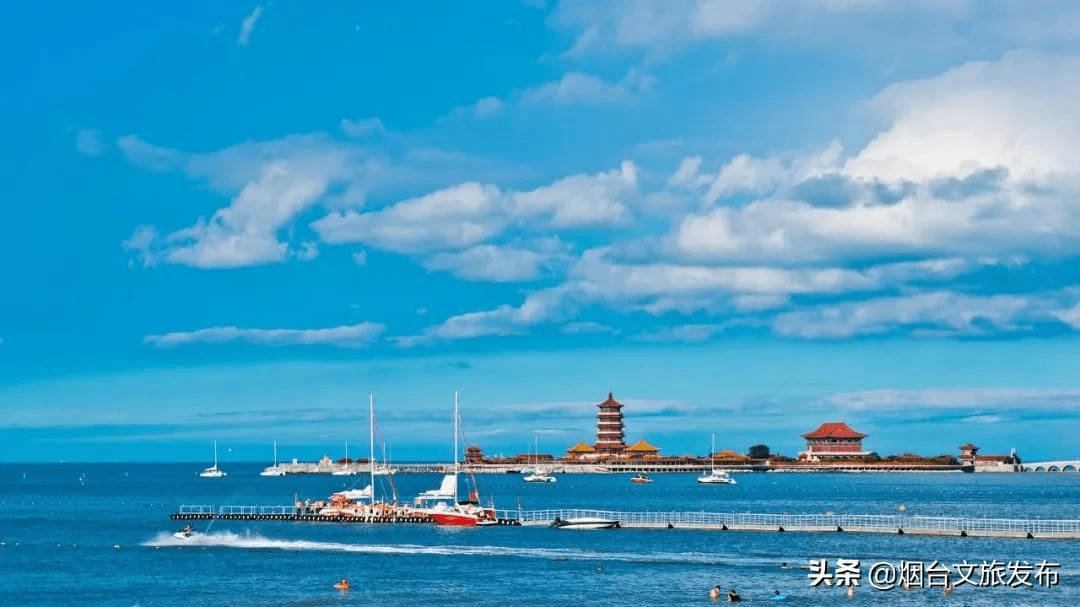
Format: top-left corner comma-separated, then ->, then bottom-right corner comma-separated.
170,505 -> 1080,539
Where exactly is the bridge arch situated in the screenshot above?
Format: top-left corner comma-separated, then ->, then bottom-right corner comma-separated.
1034,466 -> 1046,472
1049,466 -> 1061,472
1065,465 -> 1077,472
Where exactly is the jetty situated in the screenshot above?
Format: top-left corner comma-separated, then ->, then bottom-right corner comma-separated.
169,505 -> 1080,539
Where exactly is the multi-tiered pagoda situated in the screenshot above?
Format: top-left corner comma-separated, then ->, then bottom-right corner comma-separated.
594,392 -> 626,457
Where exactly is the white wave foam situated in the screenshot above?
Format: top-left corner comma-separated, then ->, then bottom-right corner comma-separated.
143,529 -> 751,565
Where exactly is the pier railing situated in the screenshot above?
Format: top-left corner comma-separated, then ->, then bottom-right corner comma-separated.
175,504 -> 1080,537
508,509 -> 1080,535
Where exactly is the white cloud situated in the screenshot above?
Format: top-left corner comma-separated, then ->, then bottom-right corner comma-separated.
340,117 -> 386,138
821,387 -> 1080,412
422,240 -> 568,282
145,321 -> 385,348
75,129 -> 104,156
443,97 -> 505,121
294,241 -> 319,261
509,161 -> 637,226
771,290 -> 1070,339
521,69 -> 656,104
238,4 -> 266,47
122,146 -> 356,268
560,321 -> 617,334
352,250 -> 368,266
632,323 -> 730,343
311,161 -> 637,253
393,286 -> 573,346
845,51 -> 1080,184
551,0 -> 1080,59
312,182 -> 505,253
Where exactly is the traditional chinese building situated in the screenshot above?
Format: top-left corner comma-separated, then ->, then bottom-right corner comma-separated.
465,445 -> 485,465
622,438 -> 660,460
959,443 -> 1020,472
594,392 -> 626,457
565,440 -> 597,461
798,422 -> 871,461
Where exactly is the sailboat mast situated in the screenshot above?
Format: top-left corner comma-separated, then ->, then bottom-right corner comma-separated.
369,393 -> 376,507
213,440 -> 218,468
453,390 -> 459,503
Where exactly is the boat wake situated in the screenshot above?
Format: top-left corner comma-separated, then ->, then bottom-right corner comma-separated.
143,530 -> 750,565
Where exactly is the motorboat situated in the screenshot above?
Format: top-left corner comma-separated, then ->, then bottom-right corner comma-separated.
630,473 -> 653,484
199,441 -> 227,478
551,516 -> 619,529
523,470 -> 557,483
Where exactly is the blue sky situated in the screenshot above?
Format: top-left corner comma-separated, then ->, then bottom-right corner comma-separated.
4,1 -> 1080,463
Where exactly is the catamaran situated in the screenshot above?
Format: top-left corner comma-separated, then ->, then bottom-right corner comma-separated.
199,441 -> 227,478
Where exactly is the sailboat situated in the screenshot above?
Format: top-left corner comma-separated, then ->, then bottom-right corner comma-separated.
199,441 -> 227,478
331,441 -> 358,475
698,434 -> 736,485
260,441 -> 286,476
429,391 -> 497,526
322,394 -> 382,515
523,433 -> 557,483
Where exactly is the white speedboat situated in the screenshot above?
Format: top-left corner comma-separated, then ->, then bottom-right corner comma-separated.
551,517 -> 619,529
630,473 -> 653,484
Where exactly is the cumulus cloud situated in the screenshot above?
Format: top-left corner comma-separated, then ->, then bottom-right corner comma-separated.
145,321 -> 385,348
310,161 -> 638,252
422,239 -> 569,282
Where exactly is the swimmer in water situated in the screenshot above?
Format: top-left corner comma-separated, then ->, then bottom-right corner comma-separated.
727,589 -> 742,602
709,585 -> 721,600
334,579 -> 350,591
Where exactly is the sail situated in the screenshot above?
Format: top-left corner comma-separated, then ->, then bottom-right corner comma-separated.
417,474 -> 457,499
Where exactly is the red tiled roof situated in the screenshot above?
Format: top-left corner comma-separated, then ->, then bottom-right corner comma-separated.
598,391 -> 623,408
802,422 -> 866,439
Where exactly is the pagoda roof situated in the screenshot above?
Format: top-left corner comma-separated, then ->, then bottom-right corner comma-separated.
625,438 -> 659,452
802,422 -> 866,439
597,391 -> 623,407
567,441 -> 596,453
959,443 -> 979,450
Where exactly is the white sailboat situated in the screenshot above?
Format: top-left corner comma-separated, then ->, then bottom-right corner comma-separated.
523,433 -> 557,483
698,434 -> 735,485
199,441 -> 227,478
332,441 -> 358,475
260,441 -> 285,476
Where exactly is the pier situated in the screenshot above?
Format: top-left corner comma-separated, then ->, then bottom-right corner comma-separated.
169,505 -> 1080,539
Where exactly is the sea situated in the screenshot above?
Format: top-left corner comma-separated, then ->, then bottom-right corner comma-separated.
1,463 -> 1077,606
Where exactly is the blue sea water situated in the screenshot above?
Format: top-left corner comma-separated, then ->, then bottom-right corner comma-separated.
1,463 -> 1078,606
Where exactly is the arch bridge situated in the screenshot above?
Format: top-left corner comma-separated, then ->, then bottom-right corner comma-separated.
1020,460 -> 1080,472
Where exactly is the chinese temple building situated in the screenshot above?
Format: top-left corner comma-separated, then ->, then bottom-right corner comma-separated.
623,438 -> 660,459
565,440 -> 597,461
465,445 -> 485,465
594,392 -> 626,457
798,422 -> 870,461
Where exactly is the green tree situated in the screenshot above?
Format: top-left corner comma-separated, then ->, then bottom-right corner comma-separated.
748,444 -> 770,459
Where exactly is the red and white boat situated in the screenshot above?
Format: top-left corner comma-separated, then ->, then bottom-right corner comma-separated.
430,392 -> 498,527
